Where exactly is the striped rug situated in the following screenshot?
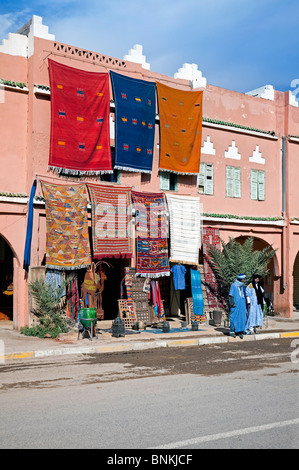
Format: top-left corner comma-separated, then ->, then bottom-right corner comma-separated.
87,183 -> 132,259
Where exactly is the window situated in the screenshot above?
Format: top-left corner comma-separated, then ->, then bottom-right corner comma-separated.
251,169 -> 265,200
226,166 -> 241,198
197,163 -> 214,195
160,172 -> 178,191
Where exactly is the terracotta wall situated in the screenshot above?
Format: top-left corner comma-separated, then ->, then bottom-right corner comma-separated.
1,33 -> 299,324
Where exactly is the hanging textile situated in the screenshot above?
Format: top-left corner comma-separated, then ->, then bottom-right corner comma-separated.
87,183 -> 132,259
110,71 -> 156,174
23,179 -> 37,271
41,181 -> 91,270
151,280 -> 166,321
166,194 -> 201,264
132,190 -> 170,278
48,59 -> 112,175
156,81 -> 203,175
202,227 -> 225,309
190,269 -> 204,321
45,269 -> 66,297
66,278 -> 79,320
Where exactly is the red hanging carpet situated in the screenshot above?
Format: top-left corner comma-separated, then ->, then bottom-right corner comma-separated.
48,59 -> 112,175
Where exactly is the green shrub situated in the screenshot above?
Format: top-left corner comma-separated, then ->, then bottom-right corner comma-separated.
22,278 -> 71,339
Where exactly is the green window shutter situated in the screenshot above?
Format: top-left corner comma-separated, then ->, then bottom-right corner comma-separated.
258,171 -> 265,200
160,172 -> 170,190
226,166 -> 241,198
197,163 -> 206,193
251,170 -> 258,200
233,167 -> 241,198
205,164 -> 214,195
226,166 -> 234,197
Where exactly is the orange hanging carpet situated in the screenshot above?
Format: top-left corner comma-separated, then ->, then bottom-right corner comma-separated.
48,59 -> 112,175
156,81 -> 203,175
41,181 -> 91,270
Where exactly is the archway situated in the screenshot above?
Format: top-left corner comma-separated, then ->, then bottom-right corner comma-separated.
235,236 -> 276,307
293,252 -> 299,309
0,235 -> 14,321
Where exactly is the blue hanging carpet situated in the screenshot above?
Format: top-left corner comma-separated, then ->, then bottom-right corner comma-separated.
110,71 -> 156,174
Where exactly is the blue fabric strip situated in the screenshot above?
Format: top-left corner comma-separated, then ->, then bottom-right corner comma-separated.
23,179 -> 37,272
191,269 -> 204,317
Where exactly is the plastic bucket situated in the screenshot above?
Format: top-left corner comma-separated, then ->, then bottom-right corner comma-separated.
79,308 -> 97,328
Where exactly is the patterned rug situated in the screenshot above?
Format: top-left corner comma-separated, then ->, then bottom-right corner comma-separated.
41,181 -> 91,270
132,190 -> 170,277
156,81 -> 203,175
202,227 -> 225,309
166,194 -> 201,264
48,59 -> 112,175
110,71 -> 156,174
87,183 -> 132,259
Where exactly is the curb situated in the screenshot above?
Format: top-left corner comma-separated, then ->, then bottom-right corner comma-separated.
1,331 -> 299,362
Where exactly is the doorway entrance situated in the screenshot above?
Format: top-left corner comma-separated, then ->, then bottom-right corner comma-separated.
0,236 -> 14,321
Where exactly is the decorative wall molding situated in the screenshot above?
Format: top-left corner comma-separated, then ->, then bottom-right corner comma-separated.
249,145 -> 265,164
0,15 -> 55,58
246,84 -> 275,101
201,135 -> 215,155
123,44 -> 150,70
53,42 -> 127,68
174,63 -> 207,89
225,140 -> 241,160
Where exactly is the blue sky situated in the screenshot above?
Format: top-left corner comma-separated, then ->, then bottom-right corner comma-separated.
1,0 -> 299,98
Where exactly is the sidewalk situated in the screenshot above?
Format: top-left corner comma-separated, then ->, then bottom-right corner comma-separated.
1,313 -> 299,362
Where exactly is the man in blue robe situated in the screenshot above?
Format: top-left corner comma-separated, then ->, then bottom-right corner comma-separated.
228,274 -> 248,339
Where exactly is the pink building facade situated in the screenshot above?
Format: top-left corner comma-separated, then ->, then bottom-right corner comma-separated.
1,16 -> 299,328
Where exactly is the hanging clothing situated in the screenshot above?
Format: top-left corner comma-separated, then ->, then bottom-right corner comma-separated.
229,279 -> 247,334
171,264 -> 187,290
245,282 -> 264,332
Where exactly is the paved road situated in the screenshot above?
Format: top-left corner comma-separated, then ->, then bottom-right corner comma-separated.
0,338 -> 298,450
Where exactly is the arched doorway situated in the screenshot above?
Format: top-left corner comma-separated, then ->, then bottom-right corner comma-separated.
293,252 -> 299,309
235,236 -> 276,307
0,235 -> 14,321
